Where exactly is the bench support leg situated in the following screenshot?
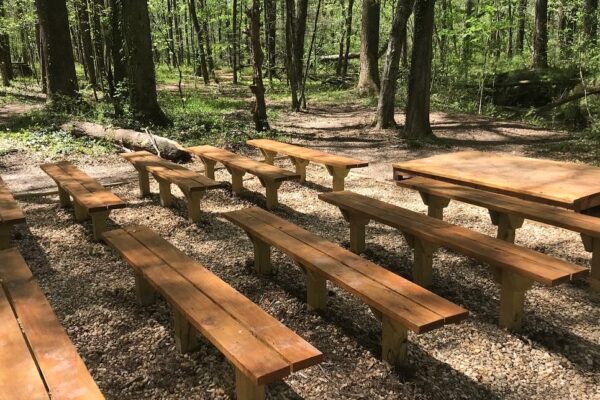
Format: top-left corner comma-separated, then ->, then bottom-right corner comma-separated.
73,202 -> 88,222
183,190 -> 205,222
0,225 -> 10,250
158,179 -> 173,207
58,186 -> 71,207
290,157 -> 310,183
381,315 -> 409,367
173,308 -> 199,354
235,369 -> 265,400
250,236 -> 272,275
227,168 -> 245,195
489,211 -> 524,243
259,149 -> 276,165
305,269 -> 327,310
91,211 -> 110,241
259,179 -> 282,210
411,238 -> 437,288
341,210 -> 370,254
326,166 -> 350,191
419,193 -> 450,220
134,272 -> 155,306
202,159 -> 217,180
581,234 -> 600,292
497,271 -> 533,331
137,169 -> 151,197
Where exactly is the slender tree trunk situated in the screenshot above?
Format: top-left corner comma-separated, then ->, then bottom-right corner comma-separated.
357,0 -> 380,95
299,0 -> 323,108
200,0 -> 218,82
109,0 -> 126,88
507,0 -> 513,58
404,0 -> 435,139
75,0 -> 97,87
0,0 -> 13,86
121,0 -> 169,125
584,0 -> 598,43
335,0 -> 346,76
34,0 -> 79,99
516,0 -> 527,53
37,22 -> 48,93
462,0 -> 474,78
532,0 -> 548,68
293,0 -> 308,109
285,0 -> 299,108
232,0 -> 239,83
189,0 -> 210,83
264,0 -> 277,79
374,0 -> 414,129
341,0 -> 354,77
91,0 -> 106,89
248,0 -> 269,130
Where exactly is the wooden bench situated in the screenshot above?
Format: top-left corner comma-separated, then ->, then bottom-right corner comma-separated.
40,161 -> 126,240
0,176 -> 26,249
397,176 -> 600,291
0,248 -> 104,399
318,191 -> 588,331
247,139 -> 369,191
102,226 -> 322,400
121,151 -> 222,222
222,207 -> 468,367
185,145 -> 300,210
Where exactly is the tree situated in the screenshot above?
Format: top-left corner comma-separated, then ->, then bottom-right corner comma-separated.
404,0 -> 435,139
189,0 -> 210,83
121,0 -> 169,125
285,0 -> 309,111
232,0 -> 239,83
374,0 -> 414,129
584,0 -> 599,43
357,0 -> 380,95
264,0 -> 277,79
34,0 -> 79,99
516,0 -> 527,53
532,0 -> 548,68
248,0 -> 269,130
0,0 -> 13,86
75,0 -> 97,88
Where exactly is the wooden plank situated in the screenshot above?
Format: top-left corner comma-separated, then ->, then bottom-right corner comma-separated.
247,139 -> 369,169
0,248 -> 104,400
244,207 -> 468,325
393,151 -> 600,211
0,282 -> 50,400
0,176 -> 26,225
186,145 -> 300,182
223,209 -> 455,334
124,226 -> 323,371
102,228 -> 292,385
319,191 -> 588,286
398,177 -> 600,239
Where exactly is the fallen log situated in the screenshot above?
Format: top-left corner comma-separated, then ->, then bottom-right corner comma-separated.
61,121 -> 191,162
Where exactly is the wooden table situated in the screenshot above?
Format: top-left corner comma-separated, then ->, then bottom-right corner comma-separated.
393,151 -> 600,212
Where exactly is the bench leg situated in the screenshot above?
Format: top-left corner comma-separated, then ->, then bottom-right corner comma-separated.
489,211 -> 524,243
227,167 -> 245,195
183,190 -> 205,222
235,368 -> 265,400
134,271 -> 155,306
137,169 -> 151,197
73,202 -> 88,221
326,166 -> 350,191
91,211 -> 110,241
498,271 -> 533,331
381,315 -> 409,367
412,238 -> 437,288
341,210 -> 370,254
290,157 -> 310,183
259,149 -> 276,165
202,159 -> 217,180
260,179 -> 282,210
58,185 -> 71,207
158,179 -> 173,207
0,225 -> 10,250
419,192 -> 450,220
173,308 -> 199,354
305,269 -> 327,310
581,235 -> 600,292
250,236 -> 272,274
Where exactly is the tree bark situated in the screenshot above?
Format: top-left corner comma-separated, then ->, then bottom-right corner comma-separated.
532,0 -> 548,68
374,0 -> 414,129
34,0 -> 79,99
404,0 -> 435,139
248,0 -> 270,131
232,0 -> 239,83
357,0 -> 380,95
341,0 -> 354,77
189,0 -> 210,83
516,0 -> 527,53
199,0 -> 218,82
108,0 -> 126,88
121,0 -> 169,125
75,0 -> 97,87
264,0 -> 277,79
0,0 -> 13,86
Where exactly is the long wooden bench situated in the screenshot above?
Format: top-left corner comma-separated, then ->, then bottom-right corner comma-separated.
247,139 -> 369,191
121,151 -> 222,222
41,161 -> 126,240
102,225 -> 322,400
0,248 -> 104,399
397,176 -> 600,291
318,191 -> 589,331
222,207 -> 468,367
185,145 -> 300,210
0,176 -> 26,249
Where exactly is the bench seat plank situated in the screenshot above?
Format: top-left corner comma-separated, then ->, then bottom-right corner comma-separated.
0,176 -> 26,224
320,191 -> 588,286
223,208 -> 468,334
0,248 -> 104,400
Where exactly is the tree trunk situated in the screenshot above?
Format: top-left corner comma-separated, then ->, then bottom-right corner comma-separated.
462,0 -> 474,77
264,0 -> 277,79
90,0 -> 106,89
584,0 -> 598,43
0,0 -> 13,86
404,0 -> 435,139
248,0 -> 270,131
516,0 -> 527,53
108,0 -> 126,88
357,0 -> 380,95
293,0 -> 309,109
341,0 -> 354,77
285,0 -> 298,108
374,0 -> 414,129
200,0 -> 218,82
532,0 -> 548,68
121,0 -> 169,125
232,0 -> 239,83
34,0 -> 79,99
37,22 -> 48,93
189,0 -> 210,83
75,0 -> 97,87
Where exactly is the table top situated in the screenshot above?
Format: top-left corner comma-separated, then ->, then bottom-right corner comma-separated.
393,151 -> 600,212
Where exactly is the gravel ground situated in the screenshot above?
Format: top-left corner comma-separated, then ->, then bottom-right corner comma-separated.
1,110 -> 599,399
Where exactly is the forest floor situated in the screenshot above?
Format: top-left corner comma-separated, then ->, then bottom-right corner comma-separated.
0,83 -> 599,400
